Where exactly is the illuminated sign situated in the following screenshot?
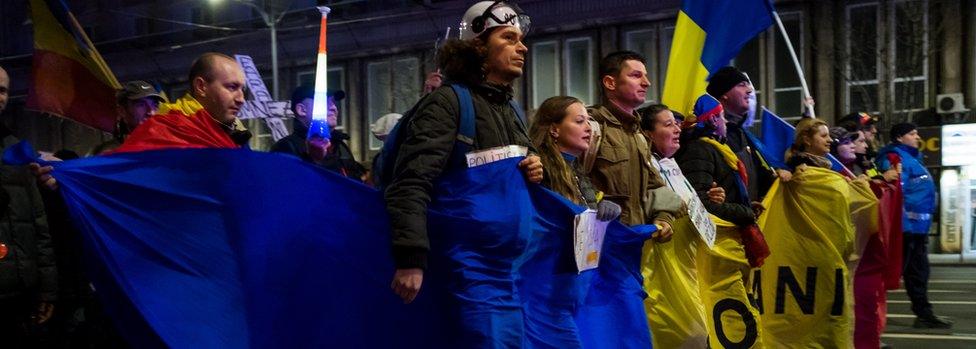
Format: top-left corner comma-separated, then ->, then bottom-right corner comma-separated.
942,123 -> 976,166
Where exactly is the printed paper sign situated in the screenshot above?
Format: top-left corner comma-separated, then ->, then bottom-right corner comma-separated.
656,157 -> 716,248
466,145 -> 528,168
574,209 -> 609,272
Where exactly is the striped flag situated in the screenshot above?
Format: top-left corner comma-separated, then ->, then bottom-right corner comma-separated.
662,0 -> 773,116
28,0 -> 121,132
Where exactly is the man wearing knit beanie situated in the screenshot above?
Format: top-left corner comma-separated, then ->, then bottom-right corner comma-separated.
876,122 -> 953,329
706,66 -> 782,203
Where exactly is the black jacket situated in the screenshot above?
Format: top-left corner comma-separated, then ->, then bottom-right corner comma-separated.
674,137 -> 755,226
0,133 -> 57,302
725,116 -> 775,201
320,130 -> 366,181
272,123 -> 366,181
384,83 -> 531,269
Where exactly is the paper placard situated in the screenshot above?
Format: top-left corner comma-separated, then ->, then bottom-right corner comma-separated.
656,157 -> 716,248
574,209 -> 609,272
466,145 -> 528,168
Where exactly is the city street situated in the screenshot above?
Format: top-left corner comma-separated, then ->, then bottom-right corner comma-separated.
884,265 -> 976,348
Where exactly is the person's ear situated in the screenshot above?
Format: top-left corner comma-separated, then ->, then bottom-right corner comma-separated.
192,77 -> 207,97
601,75 -> 616,92
549,125 -> 559,139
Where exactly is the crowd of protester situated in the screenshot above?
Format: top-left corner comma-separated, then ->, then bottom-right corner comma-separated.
0,0 -> 953,347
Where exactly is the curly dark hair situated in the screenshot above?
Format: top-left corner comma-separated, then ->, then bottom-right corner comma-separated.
437,36 -> 489,86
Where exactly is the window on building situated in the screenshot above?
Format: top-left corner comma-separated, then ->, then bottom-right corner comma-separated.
734,36 -> 762,102
297,66 -> 347,129
624,28 -> 659,102
531,41 -> 559,109
623,22 -> 681,104
844,1 -> 929,116
727,11 -> 808,123
366,56 -> 420,150
564,37 -> 595,106
846,3 -> 880,113
893,1 -> 927,112
772,13 -> 803,118
659,26 -> 675,100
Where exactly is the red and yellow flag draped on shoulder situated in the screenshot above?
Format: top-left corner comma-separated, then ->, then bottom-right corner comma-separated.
114,94 -> 238,153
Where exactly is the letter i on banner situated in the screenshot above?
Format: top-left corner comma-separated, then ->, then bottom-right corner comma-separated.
308,6 -> 331,140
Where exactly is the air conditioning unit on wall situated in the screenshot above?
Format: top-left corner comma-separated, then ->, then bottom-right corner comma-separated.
936,93 -> 969,114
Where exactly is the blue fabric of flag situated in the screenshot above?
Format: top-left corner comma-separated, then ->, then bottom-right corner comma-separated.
681,0 -> 774,77
4,143 -> 654,348
758,108 -> 848,173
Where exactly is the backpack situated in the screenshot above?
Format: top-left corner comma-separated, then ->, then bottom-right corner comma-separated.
373,84 -> 525,190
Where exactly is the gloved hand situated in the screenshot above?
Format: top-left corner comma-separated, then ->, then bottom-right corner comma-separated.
596,200 -> 621,222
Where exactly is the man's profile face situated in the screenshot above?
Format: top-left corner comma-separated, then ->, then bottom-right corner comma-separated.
721,81 -> 753,116
295,97 -> 337,129
196,58 -> 245,124
294,97 -> 313,127
606,59 -> 649,109
0,67 -> 9,115
483,26 -> 527,84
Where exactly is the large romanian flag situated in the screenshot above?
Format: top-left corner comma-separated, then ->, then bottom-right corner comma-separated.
662,0 -> 774,116
27,0 -> 121,132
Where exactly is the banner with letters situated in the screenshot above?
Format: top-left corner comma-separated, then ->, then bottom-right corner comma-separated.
754,167 -> 867,348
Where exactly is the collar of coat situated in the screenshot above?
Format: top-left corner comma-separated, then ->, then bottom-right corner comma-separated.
593,98 -> 640,130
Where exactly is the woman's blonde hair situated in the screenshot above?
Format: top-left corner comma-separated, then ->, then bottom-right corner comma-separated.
786,117 -> 829,161
529,96 -> 585,204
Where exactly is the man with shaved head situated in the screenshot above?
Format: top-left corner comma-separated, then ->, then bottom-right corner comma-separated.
32,53 -> 252,190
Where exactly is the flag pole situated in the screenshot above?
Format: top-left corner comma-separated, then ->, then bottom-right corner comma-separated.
771,10 -> 815,118
309,6 -> 332,140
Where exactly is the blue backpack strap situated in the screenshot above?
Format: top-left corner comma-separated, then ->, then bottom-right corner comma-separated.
508,99 -> 527,131
450,84 -> 476,164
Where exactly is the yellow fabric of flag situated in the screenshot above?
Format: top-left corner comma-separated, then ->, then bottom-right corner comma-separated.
642,216 -> 708,348
755,167 -> 875,348
643,215 -> 765,349
698,217 -> 765,349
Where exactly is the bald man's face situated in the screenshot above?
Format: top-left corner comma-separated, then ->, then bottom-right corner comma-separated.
194,58 -> 245,124
0,68 -> 9,115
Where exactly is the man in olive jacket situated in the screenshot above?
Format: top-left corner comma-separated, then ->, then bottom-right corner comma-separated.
585,51 -> 675,239
0,66 -> 57,346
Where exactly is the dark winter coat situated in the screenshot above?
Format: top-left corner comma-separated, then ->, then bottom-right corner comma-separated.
272,123 -> 366,181
384,83 -> 531,270
674,137 -> 755,226
0,133 -> 57,302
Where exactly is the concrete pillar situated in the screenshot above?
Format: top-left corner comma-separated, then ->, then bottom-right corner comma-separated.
967,0 -> 976,107
811,0 -> 837,123
941,0 -> 963,95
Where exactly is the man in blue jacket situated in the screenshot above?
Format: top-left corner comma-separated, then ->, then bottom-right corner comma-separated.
877,122 -> 952,329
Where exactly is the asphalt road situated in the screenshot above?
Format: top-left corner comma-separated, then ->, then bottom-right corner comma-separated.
882,265 -> 976,348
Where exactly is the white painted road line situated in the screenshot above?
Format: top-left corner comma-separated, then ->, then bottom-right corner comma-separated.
927,280 -> 976,284
888,289 -> 971,293
885,314 -> 916,318
881,333 -> 976,341
888,300 -> 976,305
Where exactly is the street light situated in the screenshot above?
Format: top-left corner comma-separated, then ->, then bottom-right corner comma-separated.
209,0 -> 286,100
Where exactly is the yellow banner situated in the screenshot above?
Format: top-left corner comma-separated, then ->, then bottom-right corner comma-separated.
642,216 -> 708,348
755,167 -> 867,348
699,217 -> 765,349
642,214 -> 765,348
